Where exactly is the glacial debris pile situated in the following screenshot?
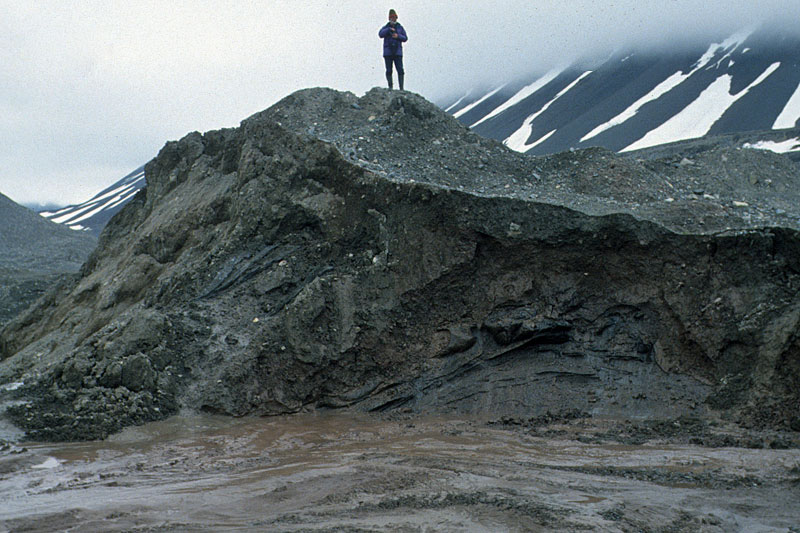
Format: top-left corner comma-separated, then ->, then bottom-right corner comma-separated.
1,88 -> 799,440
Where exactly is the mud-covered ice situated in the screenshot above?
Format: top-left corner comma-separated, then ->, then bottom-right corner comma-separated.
30,457 -> 60,470
1,412 -> 798,532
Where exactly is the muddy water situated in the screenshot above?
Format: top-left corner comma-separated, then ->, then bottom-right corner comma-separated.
1,412 -> 798,532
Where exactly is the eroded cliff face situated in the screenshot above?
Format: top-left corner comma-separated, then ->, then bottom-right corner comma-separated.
1,88 -> 799,440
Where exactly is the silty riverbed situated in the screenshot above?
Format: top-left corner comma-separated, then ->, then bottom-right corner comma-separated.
1,412 -> 799,532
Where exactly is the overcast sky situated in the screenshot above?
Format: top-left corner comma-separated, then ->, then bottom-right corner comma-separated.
2,1 -> 798,206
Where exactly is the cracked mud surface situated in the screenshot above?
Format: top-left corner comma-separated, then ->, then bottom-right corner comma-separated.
2,412 -> 798,532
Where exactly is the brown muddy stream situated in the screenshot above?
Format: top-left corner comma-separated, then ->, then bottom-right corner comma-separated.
1,412 -> 799,532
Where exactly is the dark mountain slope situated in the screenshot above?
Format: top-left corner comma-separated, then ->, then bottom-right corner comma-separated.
0,193 -> 95,272
1,88 -> 798,441
446,27 -> 800,156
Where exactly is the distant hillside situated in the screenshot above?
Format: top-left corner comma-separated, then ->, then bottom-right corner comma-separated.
0,191 -> 96,325
0,192 -> 95,273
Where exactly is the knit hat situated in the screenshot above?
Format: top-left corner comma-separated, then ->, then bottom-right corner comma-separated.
388,9 -> 397,19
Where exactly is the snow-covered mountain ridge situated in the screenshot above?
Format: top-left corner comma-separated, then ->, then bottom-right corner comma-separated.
443,28 -> 800,157
39,166 -> 145,236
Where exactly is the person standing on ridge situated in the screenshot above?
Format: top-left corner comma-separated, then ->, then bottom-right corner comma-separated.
379,9 -> 407,90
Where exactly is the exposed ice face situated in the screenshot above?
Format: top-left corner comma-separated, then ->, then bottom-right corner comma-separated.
31,457 -> 61,470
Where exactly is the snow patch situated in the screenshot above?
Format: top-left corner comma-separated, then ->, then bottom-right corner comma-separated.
49,201 -> 98,224
743,138 -> 800,154
582,70 -> 691,142
40,206 -> 72,218
773,81 -> 800,129
443,92 -> 469,113
708,30 -> 752,70
42,168 -> 146,230
48,182 -> 139,225
504,71 -> 592,152
582,31 -> 754,144
1,381 -> 24,391
452,85 -> 507,119
82,179 -> 140,206
622,62 -> 781,152
470,68 -> 564,128
524,129 -> 557,150
66,186 -> 140,225
693,29 -> 751,71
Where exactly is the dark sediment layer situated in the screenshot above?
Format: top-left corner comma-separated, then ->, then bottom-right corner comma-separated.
1,88 -> 799,441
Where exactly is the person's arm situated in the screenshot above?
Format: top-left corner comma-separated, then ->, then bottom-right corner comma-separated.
396,25 -> 408,42
379,24 -> 392,38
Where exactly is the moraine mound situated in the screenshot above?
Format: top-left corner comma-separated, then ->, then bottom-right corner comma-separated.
1,88 -> 799,441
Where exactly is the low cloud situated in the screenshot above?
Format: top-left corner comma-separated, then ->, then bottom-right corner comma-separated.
411,1 -> 800,99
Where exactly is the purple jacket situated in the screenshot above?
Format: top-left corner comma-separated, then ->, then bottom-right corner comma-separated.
379,22 -> 407,56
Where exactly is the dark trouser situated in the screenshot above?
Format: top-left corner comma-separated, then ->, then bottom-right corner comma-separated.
384,56 -> 404,90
